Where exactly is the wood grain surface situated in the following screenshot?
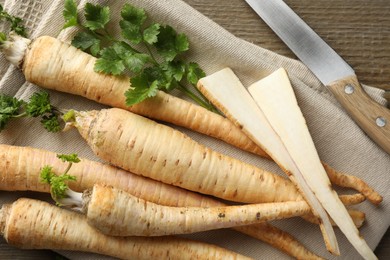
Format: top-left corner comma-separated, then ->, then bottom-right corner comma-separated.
0,0 -> 389,259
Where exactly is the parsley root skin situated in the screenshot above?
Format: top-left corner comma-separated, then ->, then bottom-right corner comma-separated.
0,144 -> 214,207
2,35 -> 380,204
71,108 -> 300,204
20,35 -> 268,158
0,198 -> 251,260
79,184 -> 310,236
0,144 -> 324,259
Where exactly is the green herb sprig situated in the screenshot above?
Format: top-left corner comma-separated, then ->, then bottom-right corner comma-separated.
0,4 -> 27,44
40,153 -> 80,207
63,0 -> 217,112
0,92 -> 63,132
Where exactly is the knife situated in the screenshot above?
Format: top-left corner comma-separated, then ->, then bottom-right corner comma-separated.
245,0 -> 390,154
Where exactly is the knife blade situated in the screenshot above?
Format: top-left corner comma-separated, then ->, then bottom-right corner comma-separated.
245,0 -> 390,154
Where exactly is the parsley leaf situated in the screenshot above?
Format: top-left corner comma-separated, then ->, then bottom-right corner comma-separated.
0,94 -> 24,131
71,31 -> 101,57
95,42 -> 150,74
63,3 -> 217,112
143,23 -> 160,45
155,25 -> 189,62
123,53 -> 150,73
0,94 -> 24,114
120,20 -> 142,44
63,0 -> 78,29
0,4 -> 27,37
94,44 -> 126,75
57,153 -> 80,163
41,114 -> 62,133
126,76 -> 159,106
84,3 -> 110,31
46,171 -> 77,200
162,61 -> 186,82
0,92 -> 65,132
121,4 -> 146,26
119,4 -> 147,44
26,91 -> 52,117
186,62 -> 206,85
0,32 -> 6,44
40,166 -> 56,184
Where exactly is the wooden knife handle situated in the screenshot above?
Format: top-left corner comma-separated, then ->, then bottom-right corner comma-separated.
328,75 -> 390,154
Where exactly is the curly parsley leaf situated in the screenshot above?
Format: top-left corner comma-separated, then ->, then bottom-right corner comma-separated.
0,4 -> 27,37
0,92 -> 64,132
0,94 -> 24,115
40,166 -> 56,184
43,170 -> 77,200
71,31 -> 101,57
63,0 -> 78,29
41,114 -> 62,133
0,94 -> 25,131
84,3 -> 110,31
57,153 -> 80,163
26,91 -> 53,117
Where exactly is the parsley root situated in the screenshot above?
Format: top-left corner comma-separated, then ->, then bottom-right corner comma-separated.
0,35 -> 381,203
64,184 -> 311,236
70,108 -> 301,204
69,107 -> 371,211
0,144 -> 341,259
0,198 -> 251,260
0,34 -> 269,158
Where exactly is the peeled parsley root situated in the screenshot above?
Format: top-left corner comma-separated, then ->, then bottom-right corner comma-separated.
0,198 -> 251,260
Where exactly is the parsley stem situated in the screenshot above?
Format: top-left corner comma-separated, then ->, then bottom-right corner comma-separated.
177,84 -> 220,114
64,162 -> 73,175
144,43 -> 159,65
103,29 -> 119,43
11,112 -> 27,118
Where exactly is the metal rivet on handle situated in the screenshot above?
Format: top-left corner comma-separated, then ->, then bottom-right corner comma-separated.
376,117 -> 387,127
344,84 -> 355,94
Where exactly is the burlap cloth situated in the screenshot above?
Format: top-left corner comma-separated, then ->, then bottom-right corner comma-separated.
0,0 -> 389,259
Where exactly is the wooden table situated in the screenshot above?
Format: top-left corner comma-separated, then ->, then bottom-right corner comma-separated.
1,0 -> 389,259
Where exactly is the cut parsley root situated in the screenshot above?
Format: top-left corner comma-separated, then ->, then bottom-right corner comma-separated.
0,198 -> 252,260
